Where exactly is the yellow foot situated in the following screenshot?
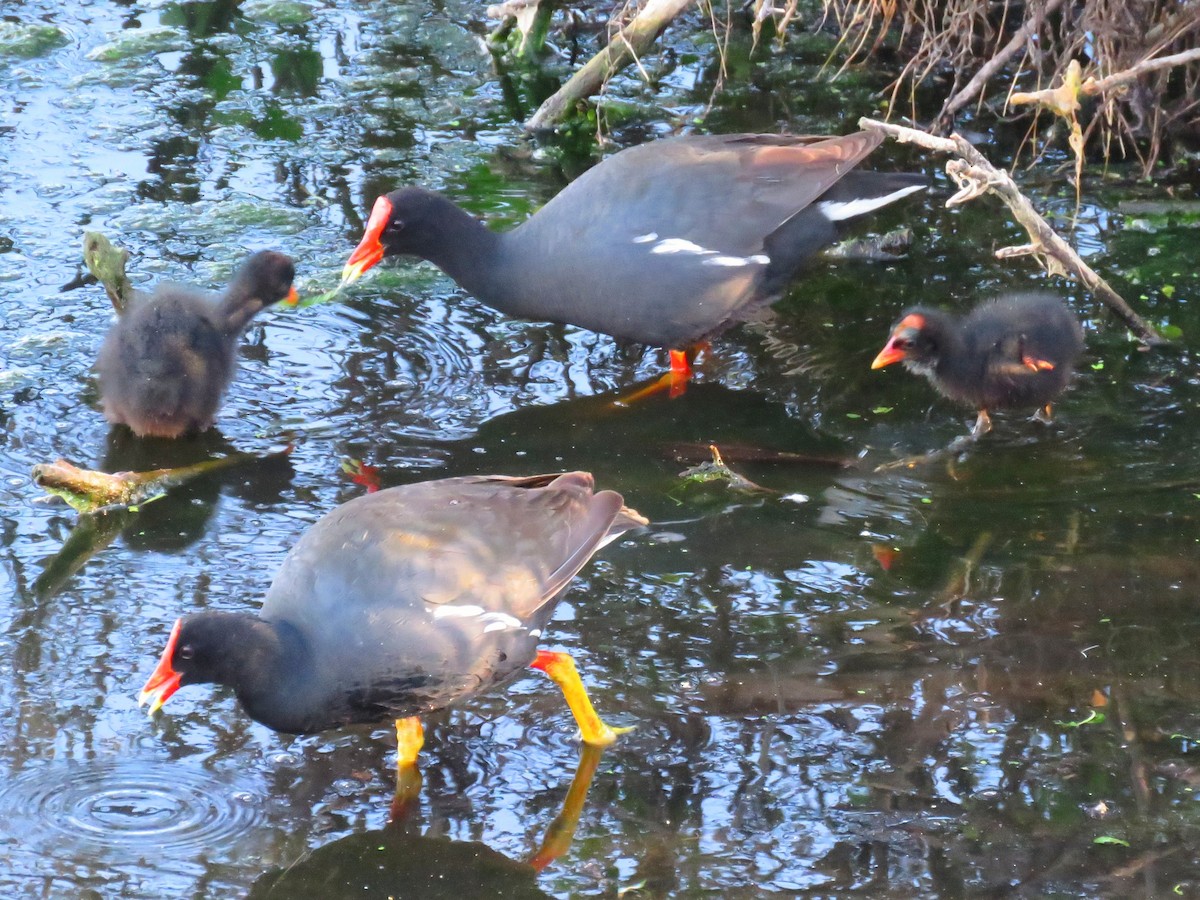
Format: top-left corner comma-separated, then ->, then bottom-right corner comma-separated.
613,347 -> 699,406
614,370 -> 689,406
394,716 -> 425,767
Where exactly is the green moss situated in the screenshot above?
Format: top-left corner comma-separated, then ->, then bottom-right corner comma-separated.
86,26 -> 187,62
0,22 -> 68,59
241,0 -> 316,26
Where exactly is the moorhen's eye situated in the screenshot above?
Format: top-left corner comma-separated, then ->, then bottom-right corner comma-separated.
178,645 -> 195,661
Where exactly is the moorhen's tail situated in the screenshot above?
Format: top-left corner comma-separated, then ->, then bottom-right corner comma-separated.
759,170 -> 927,299
531,472 -> 647,611
814,171 -> 928,222
603,504 -> 651,546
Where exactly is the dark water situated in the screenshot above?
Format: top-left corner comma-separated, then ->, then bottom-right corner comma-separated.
2,1 -> 1200,897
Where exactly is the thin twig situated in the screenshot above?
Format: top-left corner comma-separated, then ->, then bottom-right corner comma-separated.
936,0 -> 1065,127
1082,46 -> 1200,95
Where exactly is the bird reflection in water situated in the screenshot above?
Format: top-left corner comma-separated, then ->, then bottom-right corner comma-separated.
250,743 -> 608,900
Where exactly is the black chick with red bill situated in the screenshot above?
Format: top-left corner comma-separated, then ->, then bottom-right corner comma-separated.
872,292 -> 1085,437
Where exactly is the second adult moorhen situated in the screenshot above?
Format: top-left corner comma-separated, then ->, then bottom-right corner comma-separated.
96,250 -> 297,438
871,292 -> 1085,436
341,131 -> 924,390
140,472 -> 647,794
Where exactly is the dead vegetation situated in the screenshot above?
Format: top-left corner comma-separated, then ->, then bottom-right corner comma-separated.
807,0 -> 1200,174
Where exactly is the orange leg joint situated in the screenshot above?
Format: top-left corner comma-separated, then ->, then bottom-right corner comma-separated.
614,343 -> 707,405
530,650 -> 631,746
1021,354 -> 1055,372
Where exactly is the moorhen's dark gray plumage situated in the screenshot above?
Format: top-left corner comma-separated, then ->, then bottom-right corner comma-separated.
97,250 -> 296,438
342,132 -> 925,352
140,472 -> 646,744
872,292 -> 1085,436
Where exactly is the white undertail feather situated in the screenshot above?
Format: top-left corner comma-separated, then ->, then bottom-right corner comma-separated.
816,184 -> 926,222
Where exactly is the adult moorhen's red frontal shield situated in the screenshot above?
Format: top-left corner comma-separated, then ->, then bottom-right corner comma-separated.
342,131 -> 925,392
872,292 -> 1085,436
97,251 -> 297,438
140,472 -> 646,801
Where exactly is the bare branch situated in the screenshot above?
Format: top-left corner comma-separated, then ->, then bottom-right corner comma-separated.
1082,46 -> 1200,95
858,117 -> 1167,346
525,0 -> 695,132
936,0 -> 1065,127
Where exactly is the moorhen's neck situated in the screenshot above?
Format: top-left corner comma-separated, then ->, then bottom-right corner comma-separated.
180,612 -> 307,720
216,286 -> 271,338
406,192 -> 505,303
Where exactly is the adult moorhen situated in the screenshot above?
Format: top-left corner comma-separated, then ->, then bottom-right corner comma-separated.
341,131 -> 924,392
140,472 -> 647,799
97,250 -> 297,438
871,292 -> 1085,436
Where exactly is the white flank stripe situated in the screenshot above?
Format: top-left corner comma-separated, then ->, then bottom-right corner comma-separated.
816,184 -> 925,221
651,238 -> 710,255
480,612 -> 523,629
432,604 -> 485,619
704,254 -> 770,267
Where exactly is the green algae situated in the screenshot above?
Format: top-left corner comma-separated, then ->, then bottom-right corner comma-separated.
86,26 -> 188,62
0,22 -> 67,59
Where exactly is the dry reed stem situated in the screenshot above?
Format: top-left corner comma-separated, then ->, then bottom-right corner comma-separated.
825,0 -> 1200,173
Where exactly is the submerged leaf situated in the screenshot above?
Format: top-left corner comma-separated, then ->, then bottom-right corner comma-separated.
676,445 -> 773,496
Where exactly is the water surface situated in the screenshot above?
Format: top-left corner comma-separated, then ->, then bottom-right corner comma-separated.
1,1 -> 1199,896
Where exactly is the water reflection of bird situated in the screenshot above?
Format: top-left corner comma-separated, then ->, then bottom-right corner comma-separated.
141,472 -> 646,810
341,131 -> 924,396
97,250 -> 297,438
872,292 -> 1085,437
247,743 -> 609,899
249,828 -> 551,900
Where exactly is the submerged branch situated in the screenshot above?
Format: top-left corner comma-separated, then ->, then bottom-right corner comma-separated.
858,118 -> 1166,347
32,447 -> 291,514
675,444 -> 775,495
525,0 -> 695,131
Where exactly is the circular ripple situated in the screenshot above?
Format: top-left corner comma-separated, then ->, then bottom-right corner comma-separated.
0,759 -> 263,855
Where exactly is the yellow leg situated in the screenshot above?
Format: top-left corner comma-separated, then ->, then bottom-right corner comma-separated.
395,716 -> 425,767
528,742 -> 605,871
389,716 -> 424,822
530,650 -> 632,746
